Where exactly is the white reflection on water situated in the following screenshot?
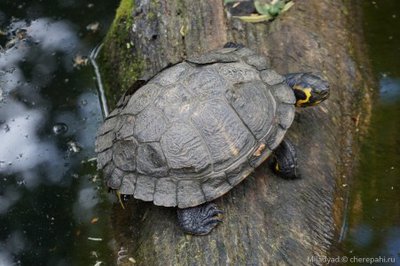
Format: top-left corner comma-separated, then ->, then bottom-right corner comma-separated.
0,67 -> 24,93
73,185 -> 99,221
0,18 -> 83,186
0,1 -> 115,263
27,19 -> 80,72
0,230 -> 26,266
385,227 -> 400,257
77,92 -> 102,150
350,224 -> 373,248
0,251 -> 13,266
379,76 -> 400,103
0,186 -> 21,214
0,101 -> 62,187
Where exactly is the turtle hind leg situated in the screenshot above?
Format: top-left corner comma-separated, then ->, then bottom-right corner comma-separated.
270,139 -> 299,179
177,203 -> 223,235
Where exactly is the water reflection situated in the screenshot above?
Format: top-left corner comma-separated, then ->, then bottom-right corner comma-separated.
350,224 -> 373,248
0,0 -> 118,264
73,186 -> 99,222
0,186 -> 20,214
333,0 -> 400,261
379,76 -> 400,103
0,230 -> 26,265
0,18 -> 85,186
0,106 -> 62,187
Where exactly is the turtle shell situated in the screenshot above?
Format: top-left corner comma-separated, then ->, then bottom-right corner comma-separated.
95,47 -> 296,208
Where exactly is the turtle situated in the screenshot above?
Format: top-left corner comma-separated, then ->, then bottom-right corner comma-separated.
95,43 -> 330,235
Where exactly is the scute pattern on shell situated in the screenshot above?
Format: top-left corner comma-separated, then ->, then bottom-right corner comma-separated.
160,123 -> 211,175
95,47 -> 296,208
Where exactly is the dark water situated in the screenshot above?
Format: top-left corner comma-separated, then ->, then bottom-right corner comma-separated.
342,0 -> 400,264
0,1 -> 118,265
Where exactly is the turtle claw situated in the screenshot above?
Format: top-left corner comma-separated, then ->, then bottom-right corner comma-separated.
177,203 -> 223,235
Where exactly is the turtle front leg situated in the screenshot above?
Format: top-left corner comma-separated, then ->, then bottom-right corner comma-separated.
177,203 -> 223,235
270,139 -> 299,179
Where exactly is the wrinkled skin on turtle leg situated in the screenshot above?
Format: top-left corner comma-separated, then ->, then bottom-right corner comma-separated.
270,139 -> 299,179
177,203 -> 223,235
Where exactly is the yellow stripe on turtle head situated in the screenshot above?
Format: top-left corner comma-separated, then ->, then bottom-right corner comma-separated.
312,99 -> 322,106
294,86 -> 312,107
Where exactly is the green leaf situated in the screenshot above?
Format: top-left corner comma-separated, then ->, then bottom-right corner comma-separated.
269,1 -> 285,16
254,1 -> 272,16
255,0 -> 291,17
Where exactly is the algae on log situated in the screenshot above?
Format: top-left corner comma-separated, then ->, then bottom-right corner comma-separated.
100,0 -> 373,264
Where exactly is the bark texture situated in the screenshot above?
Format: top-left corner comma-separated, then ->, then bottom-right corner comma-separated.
100,0 -> 373,265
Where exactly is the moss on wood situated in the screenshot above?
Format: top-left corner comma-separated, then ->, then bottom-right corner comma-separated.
98,0 -> 144,109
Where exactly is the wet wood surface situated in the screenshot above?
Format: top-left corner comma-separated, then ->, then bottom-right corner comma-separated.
101,0 -> 373,265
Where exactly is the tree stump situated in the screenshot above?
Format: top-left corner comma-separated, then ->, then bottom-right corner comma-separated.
99,0 -> 373,265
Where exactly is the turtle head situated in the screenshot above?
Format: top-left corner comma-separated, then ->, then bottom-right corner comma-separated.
285,73 -> 330,107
